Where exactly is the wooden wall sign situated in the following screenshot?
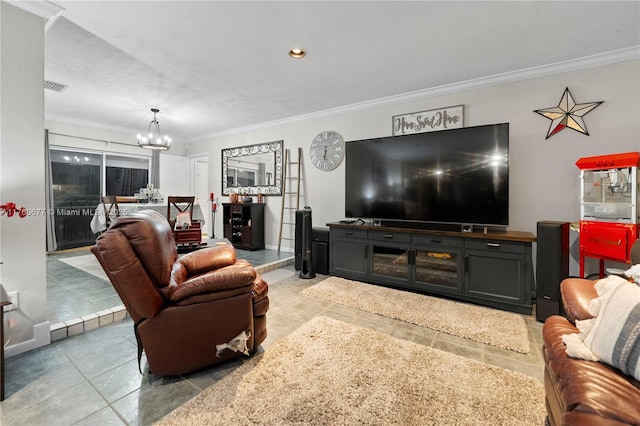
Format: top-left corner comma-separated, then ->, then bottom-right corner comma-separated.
392,105 -> 463,136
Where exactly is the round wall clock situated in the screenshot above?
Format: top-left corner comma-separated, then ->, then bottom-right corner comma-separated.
310,130 -> 344,171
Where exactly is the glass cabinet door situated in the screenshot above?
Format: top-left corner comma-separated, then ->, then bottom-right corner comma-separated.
370,244 -> 410,285
413,247 -> 462,293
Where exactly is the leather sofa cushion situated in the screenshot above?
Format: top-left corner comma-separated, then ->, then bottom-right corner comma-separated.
543,315 -> 640,424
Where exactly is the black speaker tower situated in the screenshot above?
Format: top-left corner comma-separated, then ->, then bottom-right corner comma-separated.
294,210 -> 303,270
299,206 -> 316,279
536,221 -> 570,322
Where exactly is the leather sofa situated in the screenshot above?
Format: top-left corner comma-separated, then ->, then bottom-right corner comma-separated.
91,210 -> 269,376
542,277 -> 640,425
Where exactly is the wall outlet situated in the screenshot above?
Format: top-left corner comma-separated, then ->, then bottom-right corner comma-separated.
3,291 -> 18,312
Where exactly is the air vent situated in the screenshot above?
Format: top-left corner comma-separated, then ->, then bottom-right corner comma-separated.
44,79 -> 68,92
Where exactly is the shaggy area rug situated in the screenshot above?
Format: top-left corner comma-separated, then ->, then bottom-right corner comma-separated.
303,276 -> 531,353
58,254 -> 109,281
157,316 -> 545,425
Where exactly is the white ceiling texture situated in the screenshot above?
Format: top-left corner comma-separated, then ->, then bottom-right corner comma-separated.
22,1 -> 640,142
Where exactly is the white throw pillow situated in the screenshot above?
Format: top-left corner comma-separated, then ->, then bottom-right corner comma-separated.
562,275 -> 640,381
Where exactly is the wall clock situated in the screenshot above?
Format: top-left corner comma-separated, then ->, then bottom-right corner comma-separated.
310,130 -> 344,171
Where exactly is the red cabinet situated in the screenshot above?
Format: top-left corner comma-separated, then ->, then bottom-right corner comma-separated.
579,221 -> 639,276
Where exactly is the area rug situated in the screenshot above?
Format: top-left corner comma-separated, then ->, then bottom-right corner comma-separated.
58,254 -> 109,281
157,316 -> 545,425
302,276 -> 531,353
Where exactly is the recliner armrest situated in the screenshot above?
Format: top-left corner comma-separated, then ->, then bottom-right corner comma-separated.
560,277 -> 598,323
168,261 -> 257,302
173,244 -> 237,277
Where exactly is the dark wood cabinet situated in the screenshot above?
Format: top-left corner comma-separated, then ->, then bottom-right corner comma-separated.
464,239 -> 528,305
329,223 -> 536,314
223,203 -> 265,250
329,227 -> 368,279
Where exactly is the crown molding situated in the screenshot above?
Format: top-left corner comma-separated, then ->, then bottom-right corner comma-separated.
190,47 -> 639,142
5,0 -> 64,19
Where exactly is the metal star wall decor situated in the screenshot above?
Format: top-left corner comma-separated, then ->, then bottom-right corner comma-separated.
534,87 -> 603,139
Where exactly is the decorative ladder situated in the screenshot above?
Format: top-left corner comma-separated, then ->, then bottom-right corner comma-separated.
277,147 -> 302,253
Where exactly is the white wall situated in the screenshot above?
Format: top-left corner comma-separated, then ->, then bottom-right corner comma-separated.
184,60 -> 640,263
159,153 -> 191,197
1,3 -> 49,354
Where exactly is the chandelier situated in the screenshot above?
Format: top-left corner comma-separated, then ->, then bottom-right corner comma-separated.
137,108 -> 171,150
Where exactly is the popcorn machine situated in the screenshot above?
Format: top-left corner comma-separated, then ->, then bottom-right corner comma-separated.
577,152 -> 640,277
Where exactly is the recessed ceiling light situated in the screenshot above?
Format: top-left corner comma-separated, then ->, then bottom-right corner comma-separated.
289,48 -> 306,59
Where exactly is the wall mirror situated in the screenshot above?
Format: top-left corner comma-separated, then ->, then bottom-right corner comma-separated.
222,140 -> 283,196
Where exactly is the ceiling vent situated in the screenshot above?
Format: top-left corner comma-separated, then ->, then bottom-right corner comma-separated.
44,79 -> 68,92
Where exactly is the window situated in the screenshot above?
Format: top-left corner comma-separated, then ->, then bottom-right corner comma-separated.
105,155 -> 149,196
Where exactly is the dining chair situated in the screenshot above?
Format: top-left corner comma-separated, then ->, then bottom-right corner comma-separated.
166,196 -> 202,250
166,196 -> 195,229
101,196 -> 120,229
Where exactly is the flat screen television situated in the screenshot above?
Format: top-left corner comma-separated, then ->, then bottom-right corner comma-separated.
345,123 -> 509,228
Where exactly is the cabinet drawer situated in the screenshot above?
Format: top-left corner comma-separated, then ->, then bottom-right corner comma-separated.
369,231 -> 411,243
331,228 -> 367,239
465,239 -> 525,254
412,234 -> 462,248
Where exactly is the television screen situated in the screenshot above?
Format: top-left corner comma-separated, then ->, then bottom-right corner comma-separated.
345,123 -> 509,226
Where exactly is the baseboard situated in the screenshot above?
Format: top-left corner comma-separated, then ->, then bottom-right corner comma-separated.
5,321 -> 51,357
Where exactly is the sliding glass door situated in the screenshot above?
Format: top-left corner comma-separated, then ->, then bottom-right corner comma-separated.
50,150 -> 102,250
50,149 -> 150,250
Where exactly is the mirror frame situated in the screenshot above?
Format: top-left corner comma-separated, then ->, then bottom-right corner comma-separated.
222,140 -> 283,196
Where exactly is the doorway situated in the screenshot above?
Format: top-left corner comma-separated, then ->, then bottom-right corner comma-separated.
192,155 -> 210,235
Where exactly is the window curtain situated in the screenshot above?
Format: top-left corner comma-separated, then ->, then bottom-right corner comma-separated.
150,149 -> 160,189
45,129 -> 58,252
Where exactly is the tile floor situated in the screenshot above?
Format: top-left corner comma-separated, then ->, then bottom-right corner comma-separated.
1,248 -> 545,426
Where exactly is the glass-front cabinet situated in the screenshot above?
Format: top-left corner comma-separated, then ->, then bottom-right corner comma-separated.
370,231 -> 411,287
412,235 -> 463,294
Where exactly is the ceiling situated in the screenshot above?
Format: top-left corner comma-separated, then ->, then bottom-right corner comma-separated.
29,1 -> 640,142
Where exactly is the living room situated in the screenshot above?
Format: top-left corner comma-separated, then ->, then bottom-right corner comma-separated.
1,1 -> 639,424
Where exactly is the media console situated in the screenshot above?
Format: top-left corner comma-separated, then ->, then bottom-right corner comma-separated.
328,222 -> 536,314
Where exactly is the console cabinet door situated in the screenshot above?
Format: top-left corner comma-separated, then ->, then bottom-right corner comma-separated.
412,245 -> 463,294
464,240 -> 527,305
368,231 -> 410,286
330,229 -> 368,280
411,235 -> 463,294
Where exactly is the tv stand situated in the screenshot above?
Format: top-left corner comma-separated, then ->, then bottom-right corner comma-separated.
327,222 -> 536,314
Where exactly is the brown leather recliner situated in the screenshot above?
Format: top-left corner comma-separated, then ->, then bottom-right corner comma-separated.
91,210 -> 269,376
